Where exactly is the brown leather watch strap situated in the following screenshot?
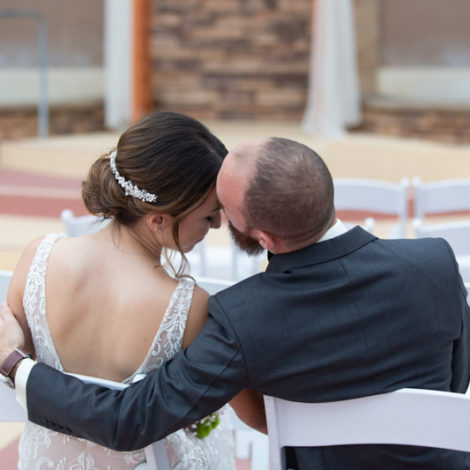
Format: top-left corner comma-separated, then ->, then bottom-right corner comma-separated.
0,348 -> 31,380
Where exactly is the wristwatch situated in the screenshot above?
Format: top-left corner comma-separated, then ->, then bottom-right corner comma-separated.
0,348 -> 32,388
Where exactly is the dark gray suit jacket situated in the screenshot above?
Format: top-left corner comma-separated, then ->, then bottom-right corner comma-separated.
27,227 -> 470,469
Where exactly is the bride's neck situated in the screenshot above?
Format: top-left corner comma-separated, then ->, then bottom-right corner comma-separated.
102,220 -> 163,263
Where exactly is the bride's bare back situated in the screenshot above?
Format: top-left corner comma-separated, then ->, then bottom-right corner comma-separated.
9,226 -> 209,382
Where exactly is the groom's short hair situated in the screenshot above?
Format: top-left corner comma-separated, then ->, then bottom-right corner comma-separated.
243,137 -> 335,245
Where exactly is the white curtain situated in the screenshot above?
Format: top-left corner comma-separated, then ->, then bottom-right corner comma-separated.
302,0 -> 361,137
104,0 -> 133,130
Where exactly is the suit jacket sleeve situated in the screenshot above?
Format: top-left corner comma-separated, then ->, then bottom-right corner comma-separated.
26,296 -> 247,451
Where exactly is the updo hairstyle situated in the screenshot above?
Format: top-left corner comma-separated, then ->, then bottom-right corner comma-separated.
82,111 -> 227,269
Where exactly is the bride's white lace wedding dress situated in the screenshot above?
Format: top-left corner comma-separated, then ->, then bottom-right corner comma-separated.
18,233 -> 236,470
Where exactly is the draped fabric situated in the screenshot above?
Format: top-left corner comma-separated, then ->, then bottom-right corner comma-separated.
303,0 -> 361,137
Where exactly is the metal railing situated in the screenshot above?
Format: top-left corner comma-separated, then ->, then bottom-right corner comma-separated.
0,9 -> 49,137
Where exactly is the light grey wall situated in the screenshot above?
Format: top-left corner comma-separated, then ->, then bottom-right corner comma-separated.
0,0 -> 103,67
380,0 -> 470,67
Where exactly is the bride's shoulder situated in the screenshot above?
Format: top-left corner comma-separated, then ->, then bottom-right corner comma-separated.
10,236 -> 47,285
9,234 -> 61,295
16,234 -> 54,268
46,234 -> 101,279
22,235 -> 45,256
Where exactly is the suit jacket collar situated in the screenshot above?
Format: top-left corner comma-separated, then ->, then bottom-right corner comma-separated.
266,226 -> 377,273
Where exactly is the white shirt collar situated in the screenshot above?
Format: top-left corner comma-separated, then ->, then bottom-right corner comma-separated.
316,219 -> 348,243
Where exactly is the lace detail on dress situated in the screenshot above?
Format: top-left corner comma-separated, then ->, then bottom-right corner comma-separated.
18,234 -> 235,470
128,276 -> 194,379
23,233 -> 64,371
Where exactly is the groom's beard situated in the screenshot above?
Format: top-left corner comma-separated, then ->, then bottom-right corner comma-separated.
228,221 -> 265,255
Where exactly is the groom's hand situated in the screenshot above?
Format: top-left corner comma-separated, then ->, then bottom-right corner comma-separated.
0,302 -> 25,363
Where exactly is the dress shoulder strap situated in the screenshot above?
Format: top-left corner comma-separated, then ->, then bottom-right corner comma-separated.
23,233 -> 65,370
129,276 -> 196,379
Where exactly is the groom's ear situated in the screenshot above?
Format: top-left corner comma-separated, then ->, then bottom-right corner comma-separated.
253,229 -> 282,254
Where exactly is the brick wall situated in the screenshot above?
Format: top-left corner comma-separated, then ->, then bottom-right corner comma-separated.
150,0 -> 313,120
354,98 -> 470,144
2,1 -> 469,144
0,102 -> 104,140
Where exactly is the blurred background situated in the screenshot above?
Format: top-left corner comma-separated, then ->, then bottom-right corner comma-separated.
1,0 -> 470,467
1,0 -> 470,140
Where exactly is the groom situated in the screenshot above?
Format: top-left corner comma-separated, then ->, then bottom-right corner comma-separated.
1,137 -> 470,469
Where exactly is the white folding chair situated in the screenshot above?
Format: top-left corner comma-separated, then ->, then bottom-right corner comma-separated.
187,241 -> 266,282
195,276 -> 234,295
0,269 -> 12,303
334,178 -> 410,237
61,209 -> 110,237
412,177 -> 470,223
412,177 -> 470,281
0,380 -> 27,422
225,407 -> 270,470
343,217 -> 375,233
413,220 -> 470,281
264,388 -> 470,470
0,372 -> 169,470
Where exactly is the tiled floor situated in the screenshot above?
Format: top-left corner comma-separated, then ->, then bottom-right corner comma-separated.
1,123 -> 470,468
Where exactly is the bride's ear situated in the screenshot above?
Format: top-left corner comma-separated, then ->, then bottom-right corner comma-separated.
144,213 -> 171,234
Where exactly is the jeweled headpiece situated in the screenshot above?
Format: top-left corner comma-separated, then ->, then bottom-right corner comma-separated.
109,150 -> 158,203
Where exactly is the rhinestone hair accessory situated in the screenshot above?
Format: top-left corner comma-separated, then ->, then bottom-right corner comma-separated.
109,150 -> 158,203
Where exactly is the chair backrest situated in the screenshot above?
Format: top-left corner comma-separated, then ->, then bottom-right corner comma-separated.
413,177 -> 470,221
413,219 -> 470,257
264,388 -> 470,470
413,219 -> 470,282
0,269 -> 12,303
230,241 -> 266,281
0,372 -> 169,470
343,217 -> 375,234
169,237 -> 266,281
0,382 -> 27,422
196,276 -> 234,295
333,178 -> 409,237
61,209 -> 110,237
187,241 -> 266,281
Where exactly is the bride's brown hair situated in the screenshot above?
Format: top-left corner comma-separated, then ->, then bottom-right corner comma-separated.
82,111 -> 228,276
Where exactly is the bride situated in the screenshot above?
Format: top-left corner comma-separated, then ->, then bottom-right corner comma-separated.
7,111 -> 266,470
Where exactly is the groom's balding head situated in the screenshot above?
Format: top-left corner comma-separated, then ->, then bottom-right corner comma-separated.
217,137 -> 335,252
